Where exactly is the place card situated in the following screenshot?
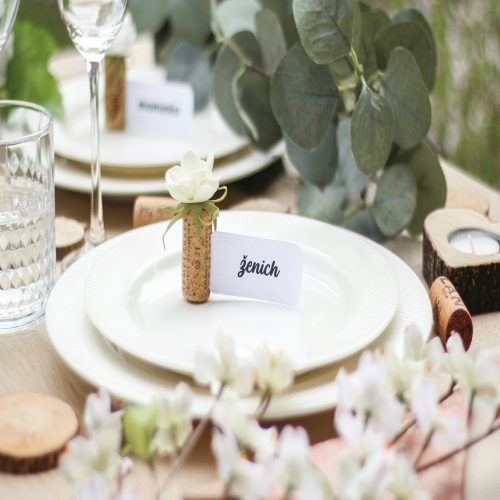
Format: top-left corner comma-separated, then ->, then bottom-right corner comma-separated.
125,80 -> 194,138
210,232 -> 303,306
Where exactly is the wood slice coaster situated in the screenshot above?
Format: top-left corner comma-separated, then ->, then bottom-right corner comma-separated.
423,208 -> 500,315
446,188 -> 490,216
0,393 -> 78,474
55,216 -> 85,261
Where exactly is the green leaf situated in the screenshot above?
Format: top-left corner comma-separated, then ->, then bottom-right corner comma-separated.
345,209 -> 386,242
212,44 -> 246,136
270,42 -> 338,149
169,0 -> 212,46
399,141 -> 447,235
6,22 -> 63,118
375,21 -> 436,91
256,9 -> 287,74
259,0 -> 298,48
329,57 -> 354,81
216,0 -> 260,38
286,121 -> 338,187
297,181 -> 346,224
351,86 -> 394,174
355,2 -> 390,78
167,42 -> 211,111
392,7 -> 437,90
129,0 -> 172,33
335,118 -> 369,192
231,31 -> 263,69
234,68 -> 281,150
371,163 -> 417,237
293,0 -> 356,64
381,47 -> 431,150
122,405 -> 158,462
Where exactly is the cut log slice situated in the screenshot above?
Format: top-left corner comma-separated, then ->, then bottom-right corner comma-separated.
0,393 -> 79,474
55,216 -> 85,261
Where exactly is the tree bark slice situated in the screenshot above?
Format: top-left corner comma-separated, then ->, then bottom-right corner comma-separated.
0,393 -> 78,474
182,210 -> 211,303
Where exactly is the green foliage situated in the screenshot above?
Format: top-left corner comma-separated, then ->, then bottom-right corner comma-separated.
122,405 -> 158,462
5,22 -> 63,118
255,9 -> 287,74
128,0 -> 172,33
270,43 -> 338,149
297,181 -> 346,225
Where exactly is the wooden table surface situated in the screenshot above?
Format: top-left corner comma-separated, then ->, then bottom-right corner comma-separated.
1,44 -> 500,499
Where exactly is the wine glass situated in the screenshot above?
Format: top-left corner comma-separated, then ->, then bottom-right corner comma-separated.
58,0 -> 127,253
0,0 -> 19,53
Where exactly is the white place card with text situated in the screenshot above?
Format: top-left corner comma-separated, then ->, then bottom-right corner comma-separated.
210,232 -> 303,306
126,80 -> 194,138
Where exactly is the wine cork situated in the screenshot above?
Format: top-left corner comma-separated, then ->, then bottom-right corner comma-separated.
105,56 -> 126,130
182,210 -> 211,303
0,393 -> 78,474
132,196 -> 178,228
429,276 -> 473,350
55,216 -> 85,261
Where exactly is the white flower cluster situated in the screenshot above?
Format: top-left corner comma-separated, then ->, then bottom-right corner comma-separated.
107,12 -> 137,57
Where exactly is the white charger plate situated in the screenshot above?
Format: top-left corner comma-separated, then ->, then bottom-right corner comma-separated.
85,213 -> 398,376
54,142 -> 284,198
54,67 -> 248,168
46,221 -> 432,420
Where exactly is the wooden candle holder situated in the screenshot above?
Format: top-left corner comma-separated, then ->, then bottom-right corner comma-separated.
423,208 -> 500,315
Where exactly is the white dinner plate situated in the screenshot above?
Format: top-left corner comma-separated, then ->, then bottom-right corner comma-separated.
54,67 -> 248,168
46,221 -> 432,420
85,213 -> 398,376
54,142 -> 284,198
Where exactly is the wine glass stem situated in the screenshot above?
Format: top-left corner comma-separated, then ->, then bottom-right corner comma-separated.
86,58 -> 105,246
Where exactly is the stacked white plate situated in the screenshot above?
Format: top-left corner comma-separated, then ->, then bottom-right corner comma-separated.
54,67 -> 284,198
46,212 -> 432,420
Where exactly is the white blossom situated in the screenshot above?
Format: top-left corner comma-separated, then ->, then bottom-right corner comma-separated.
212,429 -> 270,500
165,150 -> 219,203
194,331 -> 253,396
107,12 -> 137,57
336,351 -> 404,436
273,426 -> 323,499
83,389 -> 119,435
154,383 -> 193,455
385,454 -> 430,500
254,344 -> 294,395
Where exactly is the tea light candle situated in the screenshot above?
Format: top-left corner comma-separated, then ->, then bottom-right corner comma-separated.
449,229 -> 500,256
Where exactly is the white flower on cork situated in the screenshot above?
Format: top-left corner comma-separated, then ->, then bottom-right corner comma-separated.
107,12 -> 137,57
165,150 -> 219,204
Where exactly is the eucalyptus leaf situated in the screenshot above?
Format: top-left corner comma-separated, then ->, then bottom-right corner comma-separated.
128,0 -> 171,33
355,2 -> 390,78
216,0 -> 260,38
399,141 -> 447,235
375,21 -> 436,91
293,0 -> 356,64
270,43 -> 338,149
167,42 -> 211,111
329,57 -> 354,82
392,7 -> 436,90
286,121 -> 338,187
212,44 -> 246,136
381,48 -> 431,150
371,163 -> 417,237
256,9 -> 287,74
231,31 -> 263,70
351,86 -> 394,174
234,68 -> 281,150
297,181 -> 346,224
345,209 -> 386,242
335,118 -> 369,192
169,0 -> 212,46
122,405 -> 158,461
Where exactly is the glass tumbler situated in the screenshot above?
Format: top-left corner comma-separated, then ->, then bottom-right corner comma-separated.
0,101 -> 55,331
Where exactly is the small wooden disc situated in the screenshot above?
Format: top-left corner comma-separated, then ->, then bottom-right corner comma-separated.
55,217 -> 85,261
446,189 -> 490,215
0,393 -> 78,474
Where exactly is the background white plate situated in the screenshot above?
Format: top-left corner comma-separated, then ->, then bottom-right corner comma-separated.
54,67 -> 248,168
54,142 -> 284,198
85,213 -> 398,376
46,222 -> 432,420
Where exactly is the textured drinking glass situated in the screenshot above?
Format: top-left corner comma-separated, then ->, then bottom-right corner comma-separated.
0,101 -> 55,331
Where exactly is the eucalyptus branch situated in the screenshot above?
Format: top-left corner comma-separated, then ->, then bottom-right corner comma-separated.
157,385 -> 225,497
343,200 -> 366,221
348,47 -> 364,82
416,421 -> 500,473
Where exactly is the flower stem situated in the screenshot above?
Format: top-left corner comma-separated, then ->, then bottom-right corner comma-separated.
255,393 -> 272,420
414,430 -> 434,467
156,386 -> 225,498
416,421 -> 500,473
343,200 -> 366,221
